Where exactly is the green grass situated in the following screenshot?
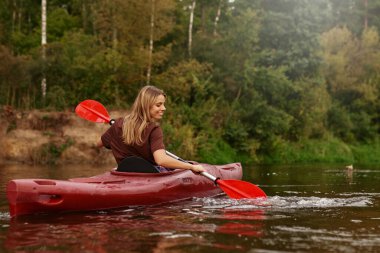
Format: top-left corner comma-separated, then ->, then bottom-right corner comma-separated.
199,139 -> 238,164
194,136 -> 379,165
258,138 -> 380,165
351,143 -> 380,164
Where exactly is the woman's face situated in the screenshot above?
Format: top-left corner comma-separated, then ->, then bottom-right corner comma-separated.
150,94 -> 166,121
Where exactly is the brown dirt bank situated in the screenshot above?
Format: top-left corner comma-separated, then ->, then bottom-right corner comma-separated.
0,106 -> 126,165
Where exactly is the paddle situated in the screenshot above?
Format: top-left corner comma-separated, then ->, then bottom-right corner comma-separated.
75,99 -> 267,199
75,99 -> 115,125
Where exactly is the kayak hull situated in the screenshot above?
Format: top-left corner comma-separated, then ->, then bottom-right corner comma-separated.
7,163 -> 242,217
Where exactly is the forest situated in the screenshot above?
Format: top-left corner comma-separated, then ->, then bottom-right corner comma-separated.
0,0 -> 379,164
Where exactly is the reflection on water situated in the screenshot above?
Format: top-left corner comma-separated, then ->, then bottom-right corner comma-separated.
2,201 -> 263,252
1,163 -> 380,252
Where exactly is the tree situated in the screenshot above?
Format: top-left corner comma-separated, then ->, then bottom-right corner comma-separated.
0,46 -> 32,108
41,0 -> 47,99
321,26 -> 380,141
188,0 -> 196,57
327,0 -> 380,34
256,0 -> 329,80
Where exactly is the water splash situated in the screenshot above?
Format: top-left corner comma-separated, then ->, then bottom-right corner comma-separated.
269,195 -> 372,208
193,194 -> 372,210
0,212 -> 10,220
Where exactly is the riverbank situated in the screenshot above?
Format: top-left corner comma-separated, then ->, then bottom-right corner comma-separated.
0,107 -> 378,165
0,107 -> 126,165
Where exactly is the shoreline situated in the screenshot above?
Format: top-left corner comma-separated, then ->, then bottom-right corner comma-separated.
0,109 -> 126,165
1,108 -> 378,166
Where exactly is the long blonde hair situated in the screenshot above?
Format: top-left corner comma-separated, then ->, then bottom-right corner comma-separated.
122,85 -> 166,145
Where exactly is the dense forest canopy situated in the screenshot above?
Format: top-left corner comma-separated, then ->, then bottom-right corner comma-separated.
0,0 -> 379,164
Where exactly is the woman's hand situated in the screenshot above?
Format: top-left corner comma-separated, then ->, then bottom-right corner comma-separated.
153,149 -> 206,174
190,164 -> 205,174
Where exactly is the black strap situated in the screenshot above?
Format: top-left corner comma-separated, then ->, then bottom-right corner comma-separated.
116,156 -> 159,173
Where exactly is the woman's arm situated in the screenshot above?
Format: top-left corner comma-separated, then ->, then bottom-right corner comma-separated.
153,149 -> 205,173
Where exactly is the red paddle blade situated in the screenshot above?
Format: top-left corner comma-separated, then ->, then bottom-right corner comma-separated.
217,179 -> 267,199
75,100 -> 111,123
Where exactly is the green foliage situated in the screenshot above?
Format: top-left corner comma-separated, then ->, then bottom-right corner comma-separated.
10,31 -> 40,55
163,123 -> 200,160
47,8 -> 80,41
0,46 -> 33,108
46,86 -> 67,110
240,66 -> 296,150
243,66 -> 296,110
291,79 -> 331,139
257,0 -> 326,79
259,137 -> 380,165
261,137 -> 355,164
351,142 -> 380,164
198,138 -> 238,165
321,26 -> 380,143
327,103 -> 355,142
223,120 -> 250,152
153,59 -> 214,105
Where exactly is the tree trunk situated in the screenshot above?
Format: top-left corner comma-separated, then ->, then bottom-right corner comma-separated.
213,0 -> 222,36
41,0 -> 47,99
82,2 -> 88,32
12,0 -> 16,33
18,4 -> 22,32
363,0 -> 368,30
111,3 -> 118,50
188,0 -> 196,58
147,0 -> 155,85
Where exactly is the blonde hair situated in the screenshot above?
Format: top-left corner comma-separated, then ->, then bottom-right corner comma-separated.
122,86 -> 166,145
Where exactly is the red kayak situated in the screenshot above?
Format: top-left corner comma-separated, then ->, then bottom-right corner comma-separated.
7,163 -> 242,217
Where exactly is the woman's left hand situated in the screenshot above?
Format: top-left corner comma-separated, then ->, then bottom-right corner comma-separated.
189,164 -> 205,174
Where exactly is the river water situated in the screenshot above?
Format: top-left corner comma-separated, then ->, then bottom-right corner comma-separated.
0,163 -> 379,252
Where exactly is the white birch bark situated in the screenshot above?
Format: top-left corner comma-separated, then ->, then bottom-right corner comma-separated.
41,0 -> 47,99
213,0 -> 222,36
188,0 -> 196,58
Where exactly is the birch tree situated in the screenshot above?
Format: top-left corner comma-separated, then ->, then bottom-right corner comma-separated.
188,0 -> 196,58
41,0 -> 47,99
213,0 -> 222,36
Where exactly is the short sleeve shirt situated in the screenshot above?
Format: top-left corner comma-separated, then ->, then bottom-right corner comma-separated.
101,118 -> 165,164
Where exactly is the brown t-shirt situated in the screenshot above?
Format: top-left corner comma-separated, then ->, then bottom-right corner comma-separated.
101,118 -> 165,164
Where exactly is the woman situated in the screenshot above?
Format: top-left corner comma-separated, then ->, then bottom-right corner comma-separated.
97,85 -> 205,174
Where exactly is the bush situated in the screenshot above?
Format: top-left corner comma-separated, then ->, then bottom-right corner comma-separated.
259,137 -> 355,164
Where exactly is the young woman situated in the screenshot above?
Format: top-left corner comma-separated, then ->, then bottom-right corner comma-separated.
97,85 -> 205,174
